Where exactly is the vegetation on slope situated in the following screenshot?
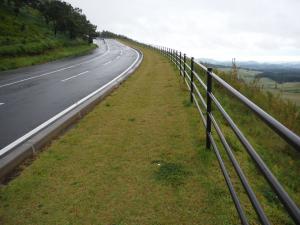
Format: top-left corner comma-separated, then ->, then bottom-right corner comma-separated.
193,62 -> 300,224
203,61 -> 300,106
100,30 -> 132,40
0,0 -> 99,71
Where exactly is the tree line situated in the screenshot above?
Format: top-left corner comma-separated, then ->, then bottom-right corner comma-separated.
100,31 -> 130,40
1,0 -> 99,43
257,69 -> 300,83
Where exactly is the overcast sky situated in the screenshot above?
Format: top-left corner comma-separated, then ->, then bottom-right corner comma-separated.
66,0 -> 300,62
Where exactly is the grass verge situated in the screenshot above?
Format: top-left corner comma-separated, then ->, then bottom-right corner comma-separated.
0,42 -> 239,224
0,44 -> 97,71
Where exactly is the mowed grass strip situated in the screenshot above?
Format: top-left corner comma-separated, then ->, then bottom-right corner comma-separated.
0,43 -> 238,225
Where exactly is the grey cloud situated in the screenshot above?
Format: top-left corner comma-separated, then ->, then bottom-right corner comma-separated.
66,0 -> 300,61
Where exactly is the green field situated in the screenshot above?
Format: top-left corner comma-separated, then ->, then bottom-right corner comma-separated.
219,67 -> 300,106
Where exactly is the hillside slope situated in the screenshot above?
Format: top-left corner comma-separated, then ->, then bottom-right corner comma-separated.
0,2 -> 97,71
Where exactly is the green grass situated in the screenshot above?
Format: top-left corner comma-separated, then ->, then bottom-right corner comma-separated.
193,64 -> 300,224
0,5 -> 97,71
164,52 -> 300,224
0,43 -> 97,71
0,42 -> 238,224
153,162 -> 191,187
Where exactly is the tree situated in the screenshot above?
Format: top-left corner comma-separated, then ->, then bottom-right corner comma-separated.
84,22 -> 98,43
13,0 -> 24,16
7,0 -> 100,42
41,1 -> 69,36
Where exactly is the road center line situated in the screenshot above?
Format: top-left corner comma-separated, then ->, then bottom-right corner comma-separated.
103,53 -> 121,66
0,66 -> 76,88
61,71 -> 89,82
0,46 -> 140,157
103,60 -> 112,65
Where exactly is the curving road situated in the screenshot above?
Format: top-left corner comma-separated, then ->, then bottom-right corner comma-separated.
0,39 -> 141,151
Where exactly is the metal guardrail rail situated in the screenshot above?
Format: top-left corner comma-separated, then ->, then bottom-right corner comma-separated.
149,45 -> 300,224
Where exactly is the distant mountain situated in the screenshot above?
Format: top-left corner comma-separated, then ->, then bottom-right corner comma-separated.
197,58 -> 300,70
197,58 -> 232,67
197,58 -> 300,83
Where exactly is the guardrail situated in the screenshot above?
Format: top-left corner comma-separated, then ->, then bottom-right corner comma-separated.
150,45 -> 300,224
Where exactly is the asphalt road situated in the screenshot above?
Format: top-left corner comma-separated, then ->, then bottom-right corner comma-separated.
0,39 -> 140,150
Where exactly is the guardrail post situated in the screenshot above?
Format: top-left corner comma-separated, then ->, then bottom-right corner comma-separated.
173,50 -> 175,64
179,52 -> 182,76
174,50 -> 176,65
190,57 -> 194,103
206,67 -> 213,149
173,50 -> 176,63
183,54 -> 186,78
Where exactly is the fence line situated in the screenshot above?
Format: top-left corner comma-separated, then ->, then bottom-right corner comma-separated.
149,44 -> 300,224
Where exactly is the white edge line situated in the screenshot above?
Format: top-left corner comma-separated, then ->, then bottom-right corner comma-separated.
0,46 -> 141,157
61,71 -> 89,82
0,39 -> 110,89
0,103 -> 4,106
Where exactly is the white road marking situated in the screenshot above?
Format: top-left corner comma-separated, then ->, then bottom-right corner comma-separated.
103,60 -> 112,65
0,103 -> 4,106
0,40 -> 110,89
0,46 -> 141,157
61,71 -> 89,82
0,66 -> 75,88
103,52 -> 122,66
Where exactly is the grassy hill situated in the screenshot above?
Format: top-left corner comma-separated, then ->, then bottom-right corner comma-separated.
0,3 -> 97,71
